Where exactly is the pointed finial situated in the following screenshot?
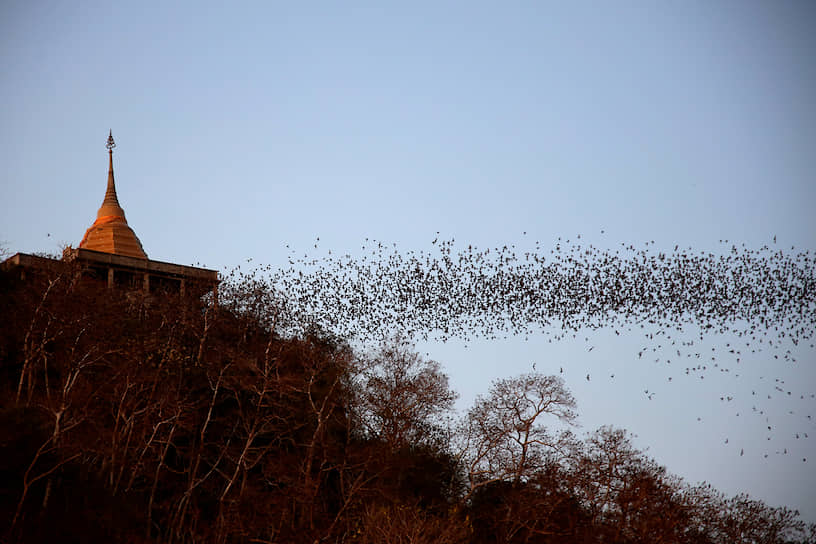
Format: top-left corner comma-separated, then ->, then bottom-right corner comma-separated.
106,130 -> 116,151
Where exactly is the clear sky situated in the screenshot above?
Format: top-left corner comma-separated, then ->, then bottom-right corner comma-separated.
2,0 -> 815,521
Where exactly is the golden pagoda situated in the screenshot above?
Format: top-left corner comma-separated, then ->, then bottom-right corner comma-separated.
78,131 -> 148,259
3,131 -> 218,298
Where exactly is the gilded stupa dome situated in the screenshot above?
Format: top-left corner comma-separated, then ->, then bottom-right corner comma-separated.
78,131 -> 147,259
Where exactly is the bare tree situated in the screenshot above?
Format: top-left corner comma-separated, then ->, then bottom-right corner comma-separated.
690,486 -> 816,544
567,426 -> 695,543
460,372 -> 577,498
354,336 -> 457,451
353,502 -> 469,544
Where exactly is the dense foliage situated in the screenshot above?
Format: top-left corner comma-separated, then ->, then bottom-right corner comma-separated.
1,262 -> 813,543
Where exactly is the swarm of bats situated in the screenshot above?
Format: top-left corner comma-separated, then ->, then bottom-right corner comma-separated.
226,238 -> 814,349
218,237 -> 815,456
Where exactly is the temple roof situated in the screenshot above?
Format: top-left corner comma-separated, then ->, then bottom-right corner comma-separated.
78,131 -> 148,259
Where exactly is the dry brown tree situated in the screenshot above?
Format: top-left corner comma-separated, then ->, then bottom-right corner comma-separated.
459,373 -> 578,499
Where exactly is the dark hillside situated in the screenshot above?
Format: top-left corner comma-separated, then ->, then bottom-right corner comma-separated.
1,264 -> 812,543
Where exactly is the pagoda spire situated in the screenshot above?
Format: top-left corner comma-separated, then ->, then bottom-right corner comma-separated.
78,131 -> 147,259
98,130 -> 126,219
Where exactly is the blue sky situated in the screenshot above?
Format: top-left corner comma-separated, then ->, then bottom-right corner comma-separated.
2,1 -> 815,521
